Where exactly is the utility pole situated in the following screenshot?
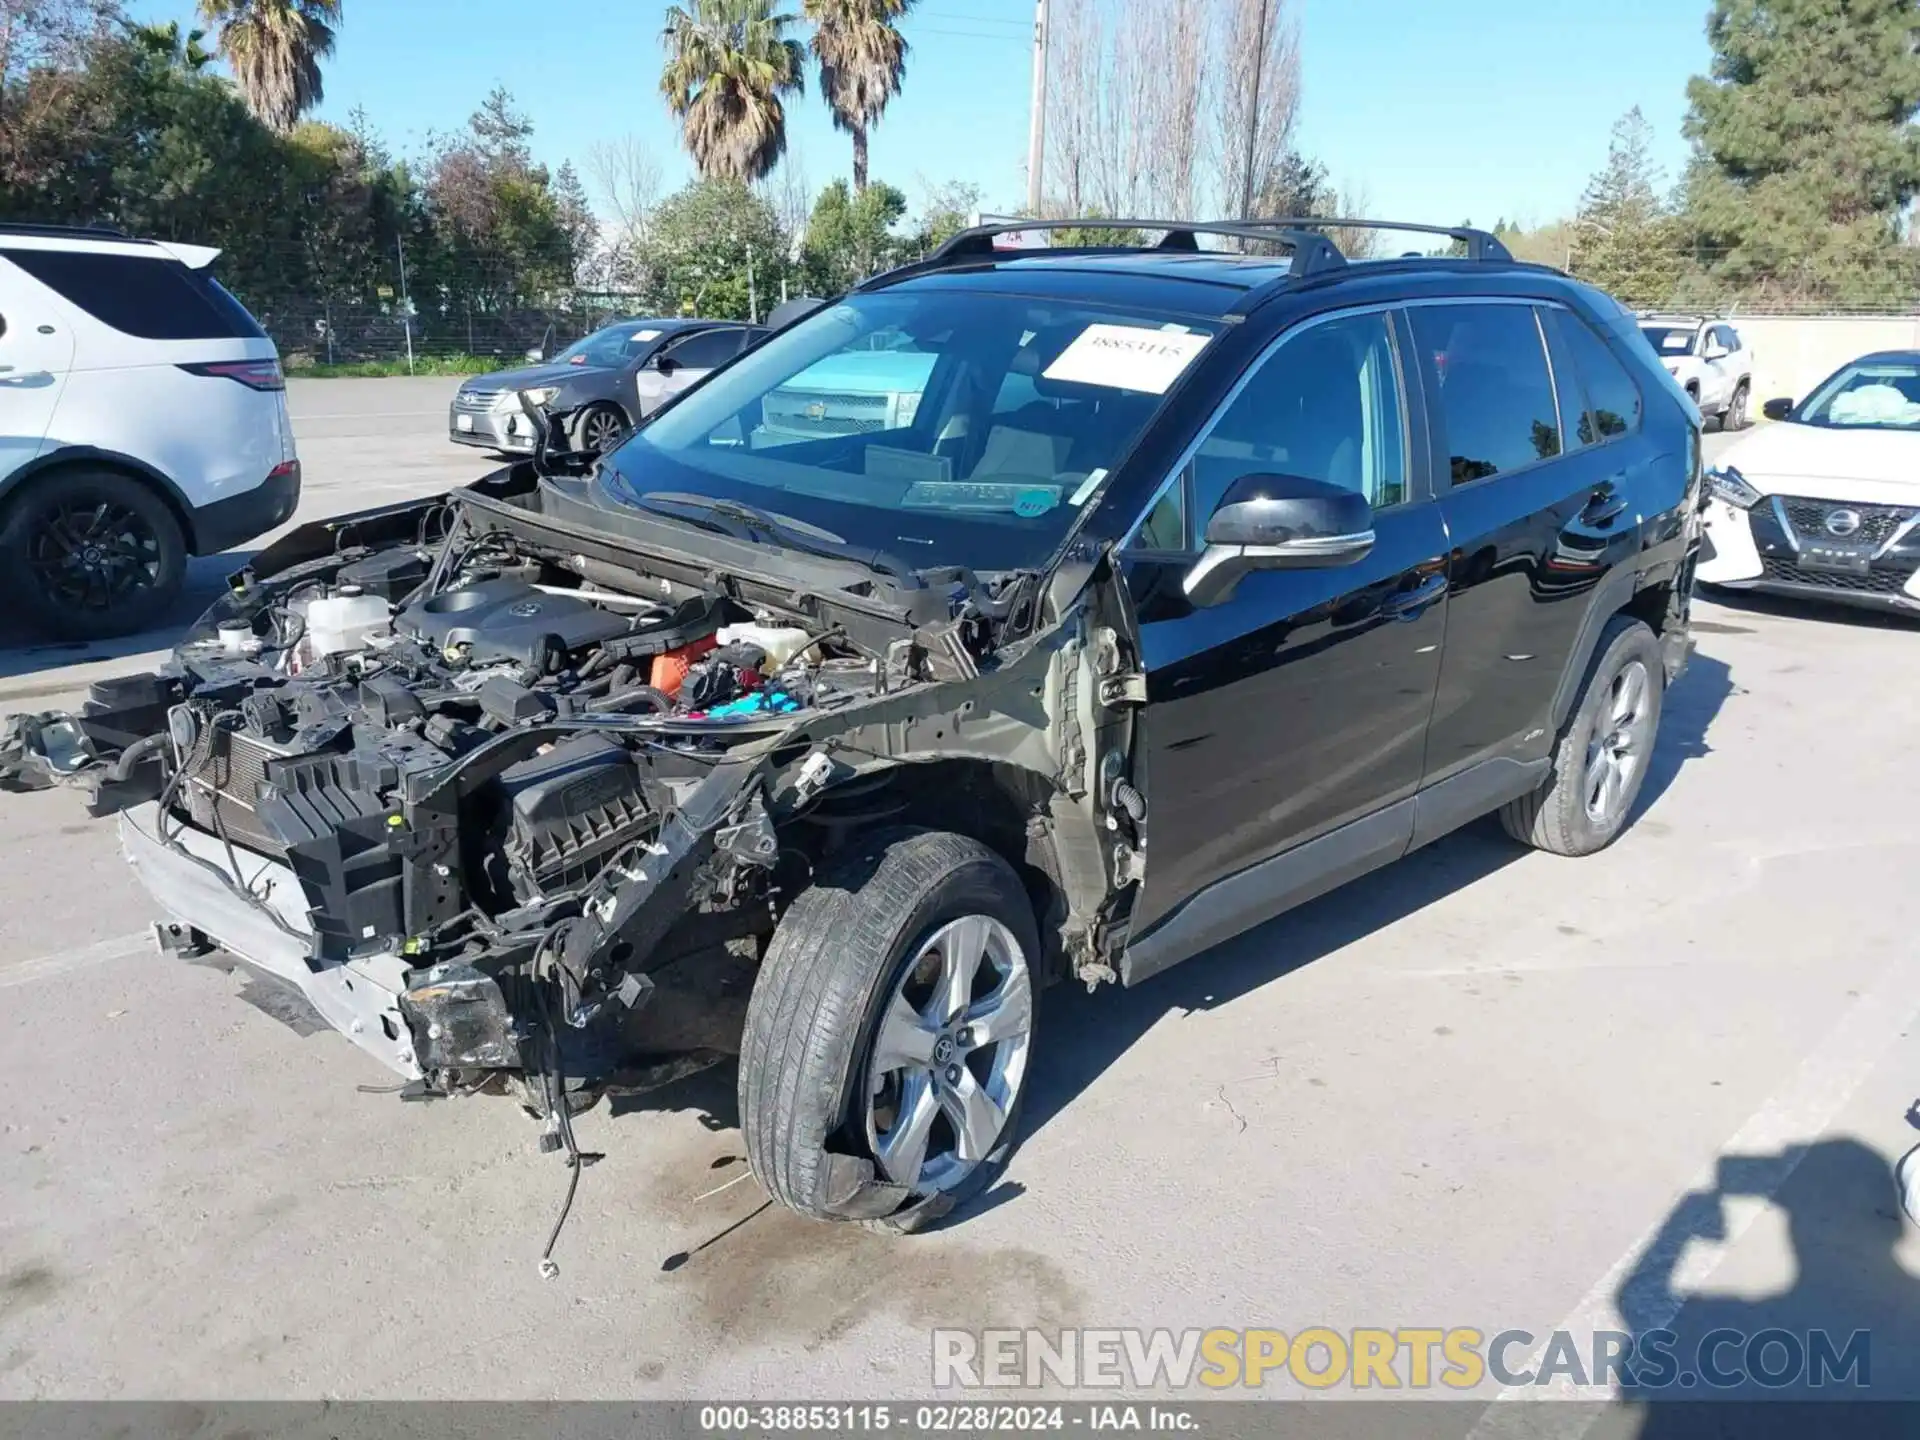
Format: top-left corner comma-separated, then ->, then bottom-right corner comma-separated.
1239,0 -> 1273,221
1025,0 -> 1049,217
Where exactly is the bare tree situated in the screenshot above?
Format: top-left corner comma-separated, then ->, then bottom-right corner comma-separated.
1211,0 -> 1301,219
1325,178 -> 1379,260
760,144 -> 814,248
1143,0 -> 1209,218
585,136 -> 662,239
1043,0 -> 1102,215
2,0 -> 115,89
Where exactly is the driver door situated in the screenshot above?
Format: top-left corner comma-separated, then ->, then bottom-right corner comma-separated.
639,326 -> 747,415
1121,307 -> 1450,973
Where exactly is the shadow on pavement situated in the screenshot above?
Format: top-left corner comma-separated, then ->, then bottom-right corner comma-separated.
0,550 -> 252,686
1614,1136 -> 1920,1429
1024,643 -> 1736,1141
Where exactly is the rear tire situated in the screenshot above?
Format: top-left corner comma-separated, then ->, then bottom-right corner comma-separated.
1500,616 -> 1664,857
0,468 -> 186,642
739,829 -> 1040,1234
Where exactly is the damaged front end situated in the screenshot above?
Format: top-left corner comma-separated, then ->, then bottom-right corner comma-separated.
0,426 -> 1150,1134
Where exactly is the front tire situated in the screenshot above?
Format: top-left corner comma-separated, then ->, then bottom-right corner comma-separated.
571,403 -> 629,455
0,469 -> 186,641
1500,616 -> 1664,856
1726,381 -> 1750,431
739,829 -> 1040,1233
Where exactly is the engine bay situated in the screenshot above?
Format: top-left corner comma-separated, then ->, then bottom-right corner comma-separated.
0,449 -> 1148,1257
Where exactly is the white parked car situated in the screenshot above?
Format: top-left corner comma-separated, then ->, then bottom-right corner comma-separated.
0,224 -> 299,639
1699,350 -> 1920,615
1637,313 -> 1754,431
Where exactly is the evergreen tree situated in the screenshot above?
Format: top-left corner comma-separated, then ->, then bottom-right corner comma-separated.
1682,0 -> 1920,304
1573,107 -> 1684,305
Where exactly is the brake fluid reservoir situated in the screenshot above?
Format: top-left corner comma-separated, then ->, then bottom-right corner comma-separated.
717,624 -> 812,669
306,588 -> 391,657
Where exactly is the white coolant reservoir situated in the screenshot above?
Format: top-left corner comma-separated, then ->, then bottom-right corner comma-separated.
717,623 -> 813,669
306,588 -> 391,657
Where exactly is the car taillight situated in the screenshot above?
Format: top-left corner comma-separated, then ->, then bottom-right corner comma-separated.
178,359 -> 285,391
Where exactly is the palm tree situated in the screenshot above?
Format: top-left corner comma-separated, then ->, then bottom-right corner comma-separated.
196,0 -> 341,133
129,21 -> 219,71
803,0 -> 910,192
661,0 -> 806,183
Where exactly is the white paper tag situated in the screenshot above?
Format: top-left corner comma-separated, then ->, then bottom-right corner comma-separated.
1042,324 -> 1210,394
636,329 -> 662,341
1068,467 -> 1107,506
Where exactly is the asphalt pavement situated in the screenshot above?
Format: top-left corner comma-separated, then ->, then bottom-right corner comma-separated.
2,401 -> 1918,1405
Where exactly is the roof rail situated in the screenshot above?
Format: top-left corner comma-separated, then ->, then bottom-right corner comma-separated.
0,221 -> 135,242
863,215 -> 1514,294
905,217 -> 1347,278
1252,217 -> 1514,262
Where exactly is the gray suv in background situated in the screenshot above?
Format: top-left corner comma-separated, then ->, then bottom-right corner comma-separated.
450,317 -> 765,455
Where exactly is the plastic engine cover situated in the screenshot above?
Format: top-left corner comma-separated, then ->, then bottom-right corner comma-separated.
398,579 -> 631,667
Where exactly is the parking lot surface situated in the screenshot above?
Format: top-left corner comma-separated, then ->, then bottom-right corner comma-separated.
2,400 -> 1916,1402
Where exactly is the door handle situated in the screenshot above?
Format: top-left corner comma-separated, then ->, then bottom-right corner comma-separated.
1583,485 -> 1630,525
1382,573 -> 1447,619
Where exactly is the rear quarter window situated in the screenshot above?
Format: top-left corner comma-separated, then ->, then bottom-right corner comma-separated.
1,248 -> 266,341
1547,308 -> 1644,443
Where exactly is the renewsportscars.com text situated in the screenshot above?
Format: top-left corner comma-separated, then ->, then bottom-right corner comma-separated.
931,1326 -> 1871,1392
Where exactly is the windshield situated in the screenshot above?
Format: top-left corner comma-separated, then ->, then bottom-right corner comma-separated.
599,289 -> 1221,573
1794,359 -> 1920,430
555,321 -> 665,368
1638,324 -> 1697,358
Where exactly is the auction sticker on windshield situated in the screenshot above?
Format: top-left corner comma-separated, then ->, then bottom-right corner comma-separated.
1043,323 -> 1211,394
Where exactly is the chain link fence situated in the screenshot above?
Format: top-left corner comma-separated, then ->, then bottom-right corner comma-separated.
1559,242 -> 1920,318
220,237 -> 1920,371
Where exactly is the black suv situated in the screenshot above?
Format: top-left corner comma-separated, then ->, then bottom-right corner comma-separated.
3,218 -> 1700,1239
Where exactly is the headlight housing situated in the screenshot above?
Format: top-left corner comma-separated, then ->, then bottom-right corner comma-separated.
520,386 -> 560,407
1705,464 -> 1763,510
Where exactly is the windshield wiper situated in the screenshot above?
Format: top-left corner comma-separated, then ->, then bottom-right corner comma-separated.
635,492 -> 922,586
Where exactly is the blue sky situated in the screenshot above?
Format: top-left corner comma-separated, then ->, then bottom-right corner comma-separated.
131,0 -> 1713,228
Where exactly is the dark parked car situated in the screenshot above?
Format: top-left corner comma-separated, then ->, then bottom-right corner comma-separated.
5,217 -> 1700,1242
449,317 -> 767,456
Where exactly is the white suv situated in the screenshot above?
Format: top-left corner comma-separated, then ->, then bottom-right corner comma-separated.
1636,313 -> 1754,431
0,225 -> 300,639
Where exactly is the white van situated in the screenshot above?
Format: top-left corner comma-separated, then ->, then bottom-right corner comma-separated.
0,224 -> 300,639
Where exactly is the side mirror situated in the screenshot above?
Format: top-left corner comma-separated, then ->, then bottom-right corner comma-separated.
1762,397 -> 1794,422
652,354 -> 680,376
1183,473 -> 1375,607
525,347 -> 544,363
1703,341 -> 1729,360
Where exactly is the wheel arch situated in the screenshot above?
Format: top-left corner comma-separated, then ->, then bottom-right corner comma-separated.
1548,566 -> 1676,731
0,446 -> 199,551
775,756 -> 1082,985
572,397 -> 633,430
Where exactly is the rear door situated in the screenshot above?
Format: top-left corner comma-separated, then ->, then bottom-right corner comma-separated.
0,257 -> 76,483
1412,299 -> 1641,786
0,239 -> 285,509
1124,306 -> 1450,955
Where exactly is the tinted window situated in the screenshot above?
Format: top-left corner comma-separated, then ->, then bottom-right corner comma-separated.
1549,309 -> 1643,443
1712,325 -> 1740,352
616,291 -> 1222,574
3,248 -> 264,341
1187,310 -> 1408,522
663,327 -> 743,369
1410,304 -> 1561,484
